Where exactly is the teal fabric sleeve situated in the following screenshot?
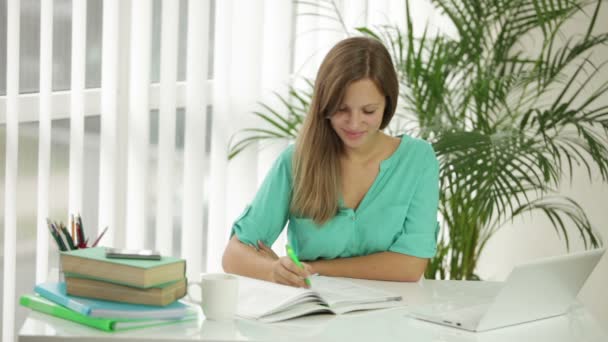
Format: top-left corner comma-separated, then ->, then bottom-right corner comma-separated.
231,146 -> 294,247
388,142 -> 440,258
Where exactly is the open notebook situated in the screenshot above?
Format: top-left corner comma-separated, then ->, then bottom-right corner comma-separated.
236,275 -> 403,323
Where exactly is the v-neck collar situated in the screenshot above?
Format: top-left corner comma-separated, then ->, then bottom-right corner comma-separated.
339,135 -> 408,213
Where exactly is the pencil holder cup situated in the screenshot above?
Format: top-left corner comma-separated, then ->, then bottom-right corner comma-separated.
187,273 -> 239,321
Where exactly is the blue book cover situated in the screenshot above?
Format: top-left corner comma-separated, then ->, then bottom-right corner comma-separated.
20,295 -> 198,332
34,282 -> 193,319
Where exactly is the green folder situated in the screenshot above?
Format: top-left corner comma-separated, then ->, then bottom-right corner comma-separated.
20,294 -> 198,332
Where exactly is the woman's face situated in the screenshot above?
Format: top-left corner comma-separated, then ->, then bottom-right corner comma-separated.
329,78 -> 386,152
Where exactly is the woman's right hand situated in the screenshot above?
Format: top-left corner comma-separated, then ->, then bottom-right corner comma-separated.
269,256 -> 313,288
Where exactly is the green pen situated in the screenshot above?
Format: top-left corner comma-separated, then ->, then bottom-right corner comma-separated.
285,244 -> 311,286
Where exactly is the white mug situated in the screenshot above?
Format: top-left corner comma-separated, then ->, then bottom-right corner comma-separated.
187,273 -> 238,320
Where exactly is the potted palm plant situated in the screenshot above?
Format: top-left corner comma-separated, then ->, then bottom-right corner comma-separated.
228,0 -> 607,280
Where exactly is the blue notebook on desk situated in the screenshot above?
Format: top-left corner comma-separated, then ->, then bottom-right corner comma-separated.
34,282 -> 191,320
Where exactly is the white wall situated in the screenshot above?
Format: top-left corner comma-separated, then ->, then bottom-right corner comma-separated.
477,3 -> 608,326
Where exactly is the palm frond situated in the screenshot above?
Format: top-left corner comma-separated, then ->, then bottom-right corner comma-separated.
510,196 -> 602,250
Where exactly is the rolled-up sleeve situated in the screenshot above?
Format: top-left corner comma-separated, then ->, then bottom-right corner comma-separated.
389,143 -> 439,258
231,146 -> 293,248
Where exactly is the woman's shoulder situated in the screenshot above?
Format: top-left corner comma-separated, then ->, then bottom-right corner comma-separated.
270,143 -> 296,175
278,143 -> 296,164
397,134 -> 434,155
397,134 -> 438,167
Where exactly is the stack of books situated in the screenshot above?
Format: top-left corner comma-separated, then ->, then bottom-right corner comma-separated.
60,247 -> 187,306
20,247 -> 196,332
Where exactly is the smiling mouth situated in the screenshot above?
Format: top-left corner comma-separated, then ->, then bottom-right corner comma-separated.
343,130 -> 365,139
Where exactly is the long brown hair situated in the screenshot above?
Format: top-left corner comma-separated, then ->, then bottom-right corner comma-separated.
290,37 -> 399,225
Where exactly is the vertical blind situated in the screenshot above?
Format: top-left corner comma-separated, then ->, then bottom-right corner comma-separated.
3,1 -> 20,341
181,0 -> 209,281
1,0 -> 433,339
125,0 -> 152,250
68,0 -> 86,226
98,0 -> 121,248
156,0 -> 179,257
35,0 -> 52,286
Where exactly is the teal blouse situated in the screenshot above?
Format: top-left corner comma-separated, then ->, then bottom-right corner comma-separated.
231,135 -> 440,260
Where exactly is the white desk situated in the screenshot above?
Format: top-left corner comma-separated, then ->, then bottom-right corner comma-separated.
18,279 -> 608,342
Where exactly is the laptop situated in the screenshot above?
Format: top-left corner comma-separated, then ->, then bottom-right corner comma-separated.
408,248 -> 605,332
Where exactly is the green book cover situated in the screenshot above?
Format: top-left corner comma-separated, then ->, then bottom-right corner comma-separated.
60,247 -> 186,288
61,247 -> 183,269
20,294 -> 197,332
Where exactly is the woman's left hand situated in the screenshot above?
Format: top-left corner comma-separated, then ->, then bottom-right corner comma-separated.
257,240 -> 279,260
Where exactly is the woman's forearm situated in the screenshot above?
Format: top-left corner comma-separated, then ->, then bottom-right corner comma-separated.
222,235 -> 275,282
307,251 -> 427,282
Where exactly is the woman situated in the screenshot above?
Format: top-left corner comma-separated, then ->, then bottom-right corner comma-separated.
223,36 -> 439,287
